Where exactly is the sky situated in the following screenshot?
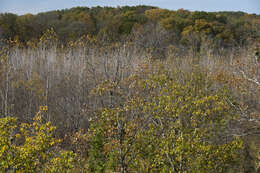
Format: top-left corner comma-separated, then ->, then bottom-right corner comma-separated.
0,0 -> 260,15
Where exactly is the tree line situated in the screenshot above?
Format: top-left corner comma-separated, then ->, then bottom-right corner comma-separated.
0,6 -> 260,49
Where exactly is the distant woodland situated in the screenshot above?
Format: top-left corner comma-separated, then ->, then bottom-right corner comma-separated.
0,6 -> 260,47
0,6 -> 260,172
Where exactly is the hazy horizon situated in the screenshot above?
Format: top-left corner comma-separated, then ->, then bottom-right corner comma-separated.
1,0 -> 260,15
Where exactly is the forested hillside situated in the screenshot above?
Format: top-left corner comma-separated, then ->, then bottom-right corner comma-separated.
0,6 -> 260,172
0,6 -> 260,46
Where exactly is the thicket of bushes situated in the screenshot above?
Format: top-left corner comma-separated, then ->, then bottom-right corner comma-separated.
1,36 -> 260,171
0,63 -> 252,172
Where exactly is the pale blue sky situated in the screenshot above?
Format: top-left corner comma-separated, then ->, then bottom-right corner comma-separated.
1,0 -> 260,15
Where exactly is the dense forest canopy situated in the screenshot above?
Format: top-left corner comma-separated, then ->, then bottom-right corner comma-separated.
0,6 -> 260,47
